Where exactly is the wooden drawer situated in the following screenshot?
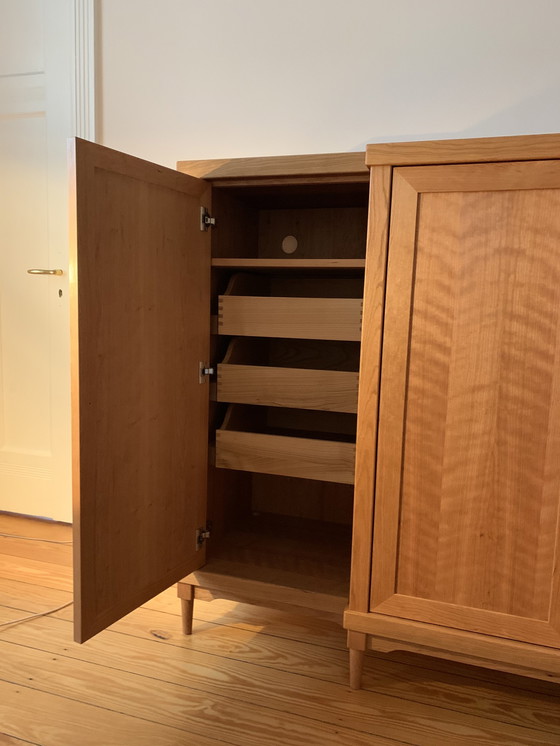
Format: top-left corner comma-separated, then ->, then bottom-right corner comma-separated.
217,273 -> 363,341
215,405 -> 356,484
217,338 -> 359,413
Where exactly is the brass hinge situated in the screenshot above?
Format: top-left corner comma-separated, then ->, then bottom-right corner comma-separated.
196,522 -> 212,550
200,206 -> 216,231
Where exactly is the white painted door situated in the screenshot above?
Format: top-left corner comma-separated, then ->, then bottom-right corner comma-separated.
0,0 -> 77,521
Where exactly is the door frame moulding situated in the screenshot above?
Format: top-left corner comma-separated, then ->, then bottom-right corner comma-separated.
73,0 -> 96,140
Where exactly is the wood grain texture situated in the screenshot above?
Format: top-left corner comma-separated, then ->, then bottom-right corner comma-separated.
348,166 -> 392,611
0,535 -> 71,566
216,430 -> 356,484
0,736 -> 40,746
345,611 -> 560,684
206,175 -> 370,189
0,553 -> 71,591
177,152 -> 368,180
0,601 -> 557,746
0,609 -> 501,746
398,186 -> 560,620
69,138 -> 210,643
0,680 -> 223,746
257,206 -> 367,259
398,159 -> 560,192
183,585 -> 342,623
218,364 -> 358,412
373,596 -> 560,649
368,170 -> 419,608
0,628 -> 400,746
3,522 -> 560,746
366,133 -> 560,166
0,572 -> 555,699
184,577 -> 346,616
251,473 -> 354,525
218,297 -> 362,340
5,529 -> 557,696
368,635 -> 554,678
182,513 -> 350,610
367,159 -> 560,656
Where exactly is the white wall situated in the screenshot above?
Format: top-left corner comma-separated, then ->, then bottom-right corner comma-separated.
98,0 -> 560,167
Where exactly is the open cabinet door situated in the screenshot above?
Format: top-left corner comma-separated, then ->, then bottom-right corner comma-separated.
69,139 -> 211,642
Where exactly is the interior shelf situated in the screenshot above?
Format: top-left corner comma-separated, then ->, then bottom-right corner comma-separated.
215,404 -> 357,484
186,513 -> 351,611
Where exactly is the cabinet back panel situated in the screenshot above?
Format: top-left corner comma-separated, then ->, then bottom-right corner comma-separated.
211,183 -> 368,260
200,513 -> 352,601
258,207 -> 367,259
265,407 -> 356,437
222,338 -> 360,371
268,276 -> 363,298
267,338 -> 360,370
252,474 -> 353,525
222,273 -> 364,298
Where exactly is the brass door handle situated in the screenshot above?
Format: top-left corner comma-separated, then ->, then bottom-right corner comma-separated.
27,269 -> 64,276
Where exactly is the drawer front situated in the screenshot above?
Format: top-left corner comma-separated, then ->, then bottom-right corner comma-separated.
217,364 -> 358,413
218,296 -> 362,341
216,430 -> 356,484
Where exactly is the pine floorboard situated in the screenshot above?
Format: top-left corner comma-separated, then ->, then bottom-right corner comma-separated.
1,515 -> 559,745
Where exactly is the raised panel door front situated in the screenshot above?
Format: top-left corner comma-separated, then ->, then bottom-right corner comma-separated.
371,160 -> 560,648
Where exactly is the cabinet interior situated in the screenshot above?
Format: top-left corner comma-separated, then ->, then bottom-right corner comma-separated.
221,337 -> 361,371
210,180 -> 368,260
202,177 -> 367,604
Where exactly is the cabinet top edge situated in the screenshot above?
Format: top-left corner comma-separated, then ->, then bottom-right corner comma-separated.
366,133 -> 560,166
177,152 -> 368,180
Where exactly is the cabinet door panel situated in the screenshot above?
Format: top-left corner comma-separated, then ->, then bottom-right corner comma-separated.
69,139 -> 211,642
371,160 -> 560,648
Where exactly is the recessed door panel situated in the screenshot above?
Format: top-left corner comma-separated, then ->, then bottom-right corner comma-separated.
371,161 -> 560,648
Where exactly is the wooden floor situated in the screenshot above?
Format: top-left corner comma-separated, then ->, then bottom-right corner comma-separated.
1,516 -> 560,745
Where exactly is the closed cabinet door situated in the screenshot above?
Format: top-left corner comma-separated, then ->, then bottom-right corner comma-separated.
70,139 -> 212,642
371,159 -> 560,648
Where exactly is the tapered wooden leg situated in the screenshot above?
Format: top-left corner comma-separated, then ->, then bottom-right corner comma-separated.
349,648 -> 365,690
177,583 -> 195,635
181,597 -> 194,635
347,630 -> 367,690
